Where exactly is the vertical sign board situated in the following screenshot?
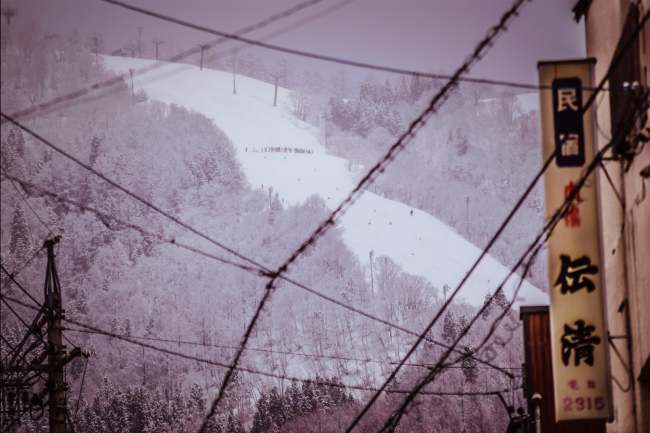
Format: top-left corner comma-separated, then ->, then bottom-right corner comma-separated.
538,59 -> 613,421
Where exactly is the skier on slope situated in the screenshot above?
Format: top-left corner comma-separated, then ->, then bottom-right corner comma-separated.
410,210 -> 413,216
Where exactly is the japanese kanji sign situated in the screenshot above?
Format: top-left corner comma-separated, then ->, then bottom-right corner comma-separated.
553,78 -> 586,167
538,59 -> 612,421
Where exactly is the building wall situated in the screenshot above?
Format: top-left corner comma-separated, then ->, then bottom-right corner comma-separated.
584,1 -> 650,431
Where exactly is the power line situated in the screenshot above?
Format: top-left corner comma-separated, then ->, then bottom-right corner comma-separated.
379,245 -> 543,432
197,1 -> 532,431
6,0 -> 347,124
1,166 -> 55,237
342,9 -> 650,432
0,157 -> 512,376
0,113 -> 283,282
5,0 -> 625,127
65,326 -> 520,370
1,262 -> 80,351
1,290 -> 513,400
72,357 -> 88,427
375,84 -> 650,433
0,327 -> 48,385
99,0 -> 604,93
1,246 -> 44,293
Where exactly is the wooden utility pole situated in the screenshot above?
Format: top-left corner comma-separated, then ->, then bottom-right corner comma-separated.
369,250 -> 374,293
129,68 -> 136,98
44,240 -> 65,433
127,42 -> 137,58
270,73 -> 281,107
151,37 -> 164,60
196,42 -> 209,70
136,26 -> 143,58
230,47 -> 239,94
1,5 -> 17,24
94,36 -> 99,67
0,238 -> 89,432
324,114 -> 329,149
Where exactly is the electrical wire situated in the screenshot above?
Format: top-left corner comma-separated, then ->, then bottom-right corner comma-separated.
72,357 -> 88,425
374,86 -> 650,433
0,153 -> 512,376
8,0 -> 628,128
65,326 -> 519,371
1,263 -> 80,351
1,167 -> 55,237
340,9 -> 650,432
1,4 -> 636,428
598,160 -> 625,208
0,112 -> 297,293
1,289 -> 513,400
0,334 -> 48,387
197,1 -> 532,431
64,407 -> 77,433
6,0 -> 352,124
101,0 -> 605,94
0,247 -> 45,294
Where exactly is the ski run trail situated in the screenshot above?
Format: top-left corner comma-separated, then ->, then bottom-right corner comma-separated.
102,56 -> 549,310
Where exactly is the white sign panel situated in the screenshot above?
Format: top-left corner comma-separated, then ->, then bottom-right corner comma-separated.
538,59 -> 613,421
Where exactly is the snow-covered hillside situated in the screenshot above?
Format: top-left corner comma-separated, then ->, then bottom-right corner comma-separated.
102,56 -> 549,308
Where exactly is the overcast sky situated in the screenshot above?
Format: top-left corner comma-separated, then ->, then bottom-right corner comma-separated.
13,0 -> 586,88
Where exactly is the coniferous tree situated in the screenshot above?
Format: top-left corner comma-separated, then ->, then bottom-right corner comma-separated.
188,382 -> 207,414
409,73 -> 424,103
481,292 -> 494,319
494,288 -> 509,311
102,274 -> 110,292
442,311 -> 458,343
1,128 -> 25,172
342,277 -> 358,303
456,127 -> 471,156
226,414 -> 245,433
89,131 -> 104,166
251,392 -> 271,433
9,202 -> 31,266
398,76 -> 410,102
170,387 -> 187,432
124,317 -> 133,337
268,387 -> 286,430
458,314 -> 472,338
381,79 -> 395,105
462,346 -> 479,383
10,128 -> 26,157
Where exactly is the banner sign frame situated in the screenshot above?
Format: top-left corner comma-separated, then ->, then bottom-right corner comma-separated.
538,58 -> 613,422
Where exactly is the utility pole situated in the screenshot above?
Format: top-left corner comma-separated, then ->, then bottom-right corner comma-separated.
151,36 -> 164,61
369,250 -> 374,293
1,5 -> 17,24
94,36 -> 99,67
270,73 -> 281,106
324,113 -> 330,149
129,68 -> 136,98
127,43 -> 137,58
0,238 -> 89,433
136,26 -> 143,58
44,240 -> 65,433
230,47 -> 239,94
196,42 -> 209,70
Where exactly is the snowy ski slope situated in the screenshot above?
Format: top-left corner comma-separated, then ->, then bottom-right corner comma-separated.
102,56 -> 549,308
